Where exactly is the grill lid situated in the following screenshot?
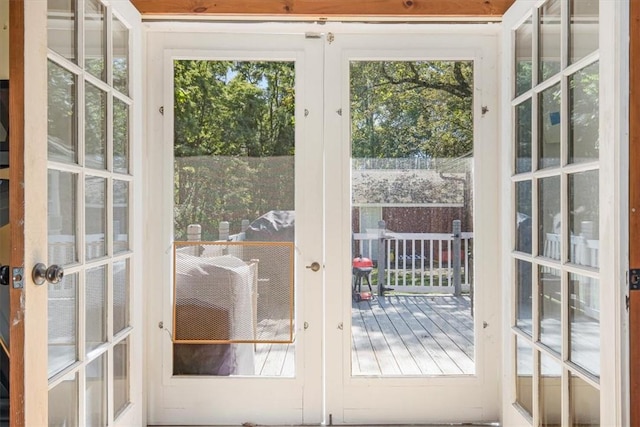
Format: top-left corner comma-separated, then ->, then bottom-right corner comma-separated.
352,256 -> 373,268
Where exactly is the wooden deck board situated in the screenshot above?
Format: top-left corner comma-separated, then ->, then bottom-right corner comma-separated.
422,296 -> 475,338
252,295 -> 475,377
377,297 -> 443,375
352,295 -> 475,376
370,300 -> 422,375
408,297 -> 475,360
390,297 -> 465,374
359,302 -> 403,375
257,318 -> 293,376
351,306 -> 380,374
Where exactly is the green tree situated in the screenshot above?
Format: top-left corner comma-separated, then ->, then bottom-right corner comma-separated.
173,60 -> 295,239
350,61 -> 473,160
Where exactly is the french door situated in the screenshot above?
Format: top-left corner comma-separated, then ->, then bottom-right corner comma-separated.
501,1 -> 627,426
146,23 -> 499,425
20,0 -> 143,425
323,30 -> 500,424
145,31 -> 325,426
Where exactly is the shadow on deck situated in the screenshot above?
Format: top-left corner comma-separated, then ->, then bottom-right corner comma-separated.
351,294 -> 475,376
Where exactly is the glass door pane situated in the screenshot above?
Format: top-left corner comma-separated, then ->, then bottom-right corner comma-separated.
349,60 -> 475,376
172,59 -> 296,377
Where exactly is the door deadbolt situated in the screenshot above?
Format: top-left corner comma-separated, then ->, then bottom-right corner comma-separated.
32,263 -> 64,286
306,262 -> 321,272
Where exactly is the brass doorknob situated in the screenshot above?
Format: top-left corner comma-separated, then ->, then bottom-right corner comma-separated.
306,262 -> 321,272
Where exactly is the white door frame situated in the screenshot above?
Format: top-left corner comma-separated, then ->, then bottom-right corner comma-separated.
146,22 -> 502,426
144,27 -> 325,426
499,1 -> 629,425
323,27 -> 501,424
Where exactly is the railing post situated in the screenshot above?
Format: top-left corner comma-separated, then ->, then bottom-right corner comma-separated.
187,224 -> 202,256
219,221 -> 230,241
453,220 -> 462,296
377,220 -> 386,296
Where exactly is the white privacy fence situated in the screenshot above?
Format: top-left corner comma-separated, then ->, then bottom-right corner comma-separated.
353,230 -> 474,294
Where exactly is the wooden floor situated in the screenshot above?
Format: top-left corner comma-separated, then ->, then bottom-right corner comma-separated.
352,294 -> 475,376
253,294 -> 475,377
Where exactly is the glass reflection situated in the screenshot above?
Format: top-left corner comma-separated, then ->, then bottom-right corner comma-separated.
86,354 -> 106,427
515,99 -> 532,173
85,82 -> 107,170
516,181 -> 532,254
570,0 -> 599,64
49,372 -> 78,427
48,61 -> 77,164
86,266 -> 106,353
570,373 -> 600,426
516,336 -> 533,416
113,99 -> 130,174
84,0 -> 105,81
540,353 -> 562,427
85,176 -> 107,260
569,273 -> 600,377
47,0 -> 76,63
516,260 -> 532,335
539,83 -> 561,169
48,273 -> 78,378
515,17 -> 533,97
113,180 -> 129,253
114,338 -> 130,418
539,0 -> 562,81
48,170 -> 77,266
569,62 -> 599,164
113,16 -> 129,95
113,260 -> 129,335
569,170 -> 599,267
539,266 -> 561,354
539,176 -> 561,260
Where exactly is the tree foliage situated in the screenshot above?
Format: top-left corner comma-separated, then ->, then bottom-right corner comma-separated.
173,60 -> 295,239
350,61 -> 473,159
172,59 -> 478,239
174,60 -> 295,158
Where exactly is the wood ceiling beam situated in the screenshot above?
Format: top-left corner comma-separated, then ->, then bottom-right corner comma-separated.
130,0 -> 515,18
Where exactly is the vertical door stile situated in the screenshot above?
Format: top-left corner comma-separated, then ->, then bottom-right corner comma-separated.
21,0 -> 48,425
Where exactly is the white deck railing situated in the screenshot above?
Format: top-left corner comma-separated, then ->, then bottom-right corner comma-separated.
353,231 -> 473,294
205,220 -> 474,294
542,233 -> 600,319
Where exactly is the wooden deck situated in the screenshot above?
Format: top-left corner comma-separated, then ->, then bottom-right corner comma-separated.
352,294 -> 475,376
253,294 -> 475,376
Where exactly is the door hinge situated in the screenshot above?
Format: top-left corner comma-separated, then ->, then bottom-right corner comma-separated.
630,269 -> 640,291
